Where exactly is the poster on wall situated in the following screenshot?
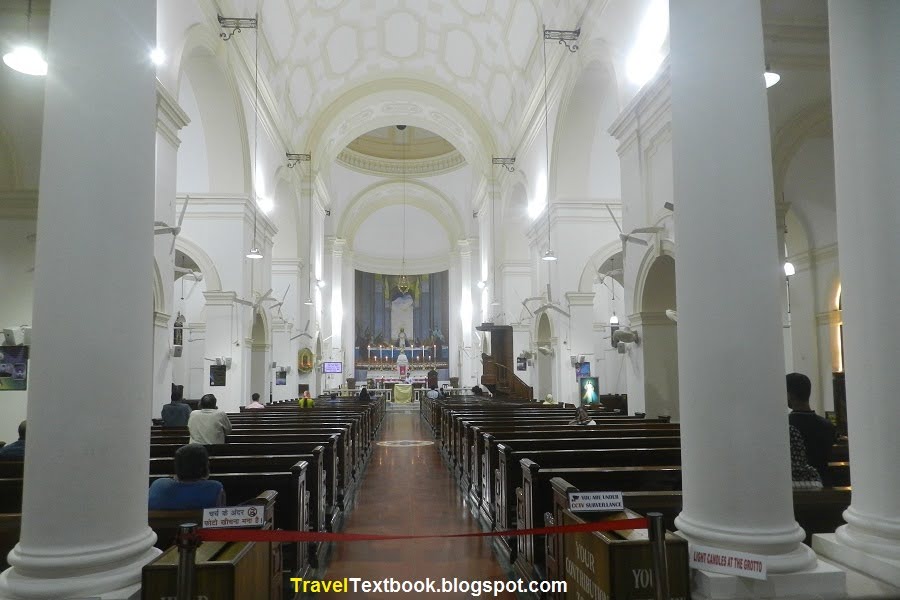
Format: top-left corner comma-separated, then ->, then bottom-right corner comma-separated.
209,365 -> 226,387
516,357 -> 527,371
275,370 -> 287,386
576,362 -> 591,379
0,346 -> 28,391
580,377 -> 600,405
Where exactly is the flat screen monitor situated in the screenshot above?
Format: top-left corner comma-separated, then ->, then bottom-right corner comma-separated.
323,361 -> 343,374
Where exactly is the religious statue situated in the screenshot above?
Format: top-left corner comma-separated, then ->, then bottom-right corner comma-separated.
396,327 -> 408,350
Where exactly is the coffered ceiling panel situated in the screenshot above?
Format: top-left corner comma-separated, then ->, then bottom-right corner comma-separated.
229,0 -> 589,155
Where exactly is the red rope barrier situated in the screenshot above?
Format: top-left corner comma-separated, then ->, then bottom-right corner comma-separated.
198,517 -> 649,543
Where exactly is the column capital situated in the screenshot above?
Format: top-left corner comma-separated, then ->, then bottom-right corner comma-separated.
153,311 -> 172,328
203,291 -> 238,306
628,311 -> 673,327
156,80 -> 190,149
565,292 -> 595,307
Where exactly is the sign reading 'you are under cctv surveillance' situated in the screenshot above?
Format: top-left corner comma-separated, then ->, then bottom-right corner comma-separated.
568,491 -> 624,512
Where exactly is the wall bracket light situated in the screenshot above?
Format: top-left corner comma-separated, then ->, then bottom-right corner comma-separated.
544,28 -> 581,53
492,157 -> 516,172
217,15 -> 258,41
286,153 -> 310,168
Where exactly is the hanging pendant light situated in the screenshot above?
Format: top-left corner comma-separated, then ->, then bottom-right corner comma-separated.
489,160 -> 501,306
246,13 -> 263,260
3,1 -> 47,77
397,124 -> 411,294
540,27 -> 557,263
304,156 -> 314,305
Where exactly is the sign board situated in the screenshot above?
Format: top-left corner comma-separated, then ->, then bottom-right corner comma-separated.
209,364 -> 226,387
322,361 -> 342,374
689,543 -> 767,580
562,510 -> 689,600
202,506 -> 265,529
569,491 -> 624,512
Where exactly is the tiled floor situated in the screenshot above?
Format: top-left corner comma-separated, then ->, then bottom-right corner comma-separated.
317,411 -> 517,599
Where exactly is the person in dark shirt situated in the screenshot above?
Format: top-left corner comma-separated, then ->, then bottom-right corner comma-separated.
161,384 -> 191,427
0,421 -> 26,459
148,444 -> 225,510
787,372 -> 836,484
357,387 -> 370,402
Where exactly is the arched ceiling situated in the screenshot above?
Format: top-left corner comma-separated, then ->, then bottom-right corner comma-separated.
229,0 -> 591,153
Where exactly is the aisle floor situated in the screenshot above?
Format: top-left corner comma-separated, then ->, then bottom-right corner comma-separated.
316,410 -> 517,599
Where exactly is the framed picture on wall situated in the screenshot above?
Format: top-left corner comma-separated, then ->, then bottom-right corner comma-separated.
580,376 -> 600,405
209,365 -> 226,387
275,370 -> 287,386
0,346 -> 28,391
516,356 -> 527,371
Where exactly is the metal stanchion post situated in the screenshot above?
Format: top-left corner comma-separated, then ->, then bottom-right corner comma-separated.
176,522 -> 200,600
647,512 -> 670,600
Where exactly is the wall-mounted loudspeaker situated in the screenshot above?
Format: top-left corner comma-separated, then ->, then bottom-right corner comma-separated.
171,345 -> 183,358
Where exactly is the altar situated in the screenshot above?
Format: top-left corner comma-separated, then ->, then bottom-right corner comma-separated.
393,383 -> 413,403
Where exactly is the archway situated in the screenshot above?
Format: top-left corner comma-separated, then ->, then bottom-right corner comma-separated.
250,311 -> 269,402
171,250 -> 208,399
536,312 -> 553,401
639,254 -> 678,419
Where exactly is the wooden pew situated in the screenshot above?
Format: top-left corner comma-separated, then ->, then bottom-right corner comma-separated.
515,461 -> 682,581
473,426 -> 680,507
542,477 -> 853,598
495,446 -> 683,532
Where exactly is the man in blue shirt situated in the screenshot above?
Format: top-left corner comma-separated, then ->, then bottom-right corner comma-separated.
149,444 -> 225,510
0,421 -> 25,459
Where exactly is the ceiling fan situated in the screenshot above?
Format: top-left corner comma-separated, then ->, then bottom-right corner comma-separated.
605,204 -> 663,259
155,195 -> 190,254
234,288 -> 274,311
291,319 -> 312,341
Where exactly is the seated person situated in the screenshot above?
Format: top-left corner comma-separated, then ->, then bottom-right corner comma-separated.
471,385 -> 483,397
299,391 -> 315,408
787,373 -> 836,484
246,393 -> 265,409
187,394 -> 232,445
0,421 -> 26,459
161,385 -> 191,427
789,425 -> 822,489
358,386 -> 370,402
148,444 -> 226,510
425,387 -> 440,400
569,406 -> 596,426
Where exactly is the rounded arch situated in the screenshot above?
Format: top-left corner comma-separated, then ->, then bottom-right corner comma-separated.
249,306 -> 271,347
550,54 -> 621,203
307,78 -> 497,177
631,239 -> 676,316
772,100 -> 832,200
270,166 -> 301,259
641,254 -> 677,313
337,178 -> 464,242
500,169 -> 530,222
176,24 -> 249,195
152,258 -> 165,314
578,241 -> 624,293
174,236 -> 223,292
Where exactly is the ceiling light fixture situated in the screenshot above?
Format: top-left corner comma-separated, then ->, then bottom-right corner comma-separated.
150,47 -> 166,66
397,124 -> 411,294
541,27 -> 559,263
609,313 -> 619,325
246,13 -> 263,260
3,1 -> 47,76
764,68 -> 781,89
784,261 -> 795,277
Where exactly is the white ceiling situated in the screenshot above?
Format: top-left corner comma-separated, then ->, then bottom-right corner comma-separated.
228,0 -> 591,153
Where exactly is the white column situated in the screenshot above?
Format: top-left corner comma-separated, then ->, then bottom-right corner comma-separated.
330,238 -> 346,381
448,252 -> 461,382
632,312 -> 679,420
0,2 -> 160,598
813,1 -> 900,585
565,292 -> 595,406
458,240 -> 475,386
152,83 -> 190,417
203,291 -> 240,412
343,250 -> 355,379
670,2 -> 844,597
153,311 -> 172,412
